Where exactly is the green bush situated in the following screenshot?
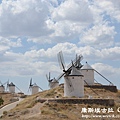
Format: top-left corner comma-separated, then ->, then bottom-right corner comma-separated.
0,97 -> 4,106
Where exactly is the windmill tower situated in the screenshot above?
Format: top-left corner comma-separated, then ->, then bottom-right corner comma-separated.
28,78 -> 43,95
64,66 -> 84,97
46,72 -> 59,89
6,80 -> 22,93
0,81 -> 7,93
57,51 -> 84,97
0,81 -> 5,93
7,82 -> 15,93
0,85 -> 5,93
81,62 -> 94,85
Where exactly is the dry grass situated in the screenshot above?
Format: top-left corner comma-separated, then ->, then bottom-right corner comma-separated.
0,93 -> 14,108
1,86 -> 120,120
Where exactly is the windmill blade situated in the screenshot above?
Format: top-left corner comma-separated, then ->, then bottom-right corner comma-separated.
56,72 -> 65,81
77,55 -> 83,68
30,78 -> 33,87
28,78 -> 32,93
27,88 -> 30,93
58,51 -> 66,71
56,62 -> 72,82
27,86 -> 31,93
0,80 -> 2,85
46,74 -> 49,81
71,60 -> 75,67
67,54 -> 83,69
75,54 -> 78,66
46,72 -> 52,81
65,77 -> 74,92
76,55 -> 83,68
6,80 -> 9,91
49,72 -> 50,81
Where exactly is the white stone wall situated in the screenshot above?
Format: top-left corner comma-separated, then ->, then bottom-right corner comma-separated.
0,86 -> 5,92
81,69 -> 94,85
49,82 -> 59,89
31,86 -> 39,94
64,75 -> 84,97
9,86 -> 15,93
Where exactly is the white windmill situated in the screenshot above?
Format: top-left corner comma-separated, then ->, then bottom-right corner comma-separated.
28,78 -> 43,95
0,81 -> 6,93
46,72 -> 59,89
7,82 -> 15,93
56,51 -> 84,98
81,62 -> 94,85
6,80 -> 23,93
81,62 -> 114,86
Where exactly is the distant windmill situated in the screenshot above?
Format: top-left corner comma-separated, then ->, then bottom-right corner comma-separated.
28,78 -> 43,95
46,72 -> 59,89
6,80 -> 22,93
0,80 -> 7,93
81,62 -> 94,85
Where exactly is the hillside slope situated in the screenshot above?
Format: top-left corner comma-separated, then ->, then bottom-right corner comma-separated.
1,85 -> 120,120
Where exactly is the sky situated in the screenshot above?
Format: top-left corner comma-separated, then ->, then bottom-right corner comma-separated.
0,0 -> 120,94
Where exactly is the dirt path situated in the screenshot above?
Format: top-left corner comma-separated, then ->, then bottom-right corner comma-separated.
0,98 -> 23,117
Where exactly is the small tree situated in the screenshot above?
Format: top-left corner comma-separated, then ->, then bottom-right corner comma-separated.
0,97 -> 4,106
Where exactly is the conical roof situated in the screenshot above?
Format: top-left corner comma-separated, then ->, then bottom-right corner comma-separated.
52,78 -> 59,83
0,85 -> 4,87
81,62 -> 94,70
32,83 -> 38,87
8,82 -> 15,86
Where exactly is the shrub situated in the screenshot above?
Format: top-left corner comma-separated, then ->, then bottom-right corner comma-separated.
3,111 -> 7,115
0,97 -> 4,106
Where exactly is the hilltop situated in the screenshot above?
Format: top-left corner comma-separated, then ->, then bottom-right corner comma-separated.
0,85 -> 120,120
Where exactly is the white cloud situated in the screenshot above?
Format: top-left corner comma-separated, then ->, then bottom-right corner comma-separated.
0,45 -> 9,53
24,42 -> 77,60
0,0 -> 52,38
76,46 -> 120,61
80,22 -> 116,48
0,0 -> 119,45
92,62 -> 120,78
94,0 -> 120,22
0,51 -> 60,76
46,0 -> 94,42
0,41 -> 120,83
101,47 -> 120,60
51,0 -> 93,23
0,37 -> 22,54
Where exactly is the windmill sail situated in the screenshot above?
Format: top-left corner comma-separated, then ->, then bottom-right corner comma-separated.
57,51 -> 66,71
67,54 -> 83,69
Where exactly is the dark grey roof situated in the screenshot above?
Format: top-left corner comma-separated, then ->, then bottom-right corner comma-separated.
8,82 -> 15,86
